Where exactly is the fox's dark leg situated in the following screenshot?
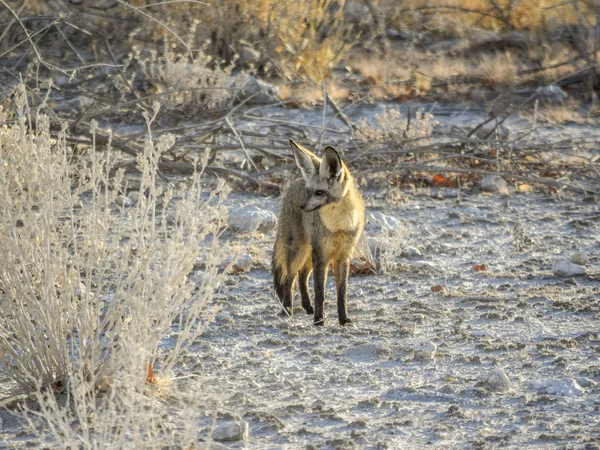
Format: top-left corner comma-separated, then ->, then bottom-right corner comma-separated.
298,266 -> 314,315
312,251 -> 328,326
333,258 -> 352,325
281,276 -> 296,317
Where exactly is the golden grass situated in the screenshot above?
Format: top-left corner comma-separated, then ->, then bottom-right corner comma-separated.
421,56 -> 469,80
475,52 -> 517,86
386,0 -> 597,32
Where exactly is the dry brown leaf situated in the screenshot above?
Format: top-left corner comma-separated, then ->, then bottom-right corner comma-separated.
472,264 -> 487,272
146,362 -> 156,385
431,284 -> 446,293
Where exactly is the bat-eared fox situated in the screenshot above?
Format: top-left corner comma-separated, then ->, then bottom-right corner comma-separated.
272,139 -> 365,326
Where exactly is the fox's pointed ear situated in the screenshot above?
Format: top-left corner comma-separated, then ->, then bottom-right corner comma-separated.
320,146 -> 343,181
290,139 -> 316,181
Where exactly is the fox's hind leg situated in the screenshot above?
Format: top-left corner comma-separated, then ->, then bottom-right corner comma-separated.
280,275 -> 296,317
298,260 -> 314,315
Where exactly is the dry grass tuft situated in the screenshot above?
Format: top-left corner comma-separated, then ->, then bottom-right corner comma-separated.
475,52 -> 518,86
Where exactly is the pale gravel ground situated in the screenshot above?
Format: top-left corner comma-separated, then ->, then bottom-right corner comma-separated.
185,187 -> 600,449
1,102 -> 599,449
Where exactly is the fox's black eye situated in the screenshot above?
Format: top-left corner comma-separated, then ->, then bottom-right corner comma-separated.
315,190 -> 324,196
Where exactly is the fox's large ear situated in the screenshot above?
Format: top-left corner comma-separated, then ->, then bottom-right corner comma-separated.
320,146 -> 343,181
290,139 -> 316,181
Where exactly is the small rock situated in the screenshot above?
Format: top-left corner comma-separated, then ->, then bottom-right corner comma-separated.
535,84 -> 567,104
115,195 -> 133,207
480,175 -> 508,194
414,341 -> 437,360
553,259 -> 586,278
570,252 -> 588,266
235,254 -> 253,271
230,74 -> 279,105
367,211 -> 404,235
403,246 -> 422,258
531,379 -> 584,397
576,377 -> 597,388
212,421 -> 249,442
127,191 -> 141,204
227,206 -> 277,233
483,368 -> 511,391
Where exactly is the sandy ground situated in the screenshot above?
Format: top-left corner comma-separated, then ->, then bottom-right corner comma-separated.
188,185 -> 600,449
1,101 -> 599,449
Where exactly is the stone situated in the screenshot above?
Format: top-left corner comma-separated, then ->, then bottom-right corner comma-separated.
235,254 -> 253,271
230,74 -> 279,105
367,211 -> 404,235
212,421 -> 249,442
414,341 -> 437,360
115,195 -> 133,207
531,379 -> 584,397
570,252 -> 588,266
535,84 -> 567,104
553,259 -> 586,278
480,175 -> 508,194
483,368 -> 511,391
227,206 -> 277,233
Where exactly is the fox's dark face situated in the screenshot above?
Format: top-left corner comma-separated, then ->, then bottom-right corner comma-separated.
290,140 -> 346,212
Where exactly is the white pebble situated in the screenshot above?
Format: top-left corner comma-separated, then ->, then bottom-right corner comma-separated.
414,341 -> 437,360
228,206 -> 277,233
553,259 -> 586,278
212,421 -> 249,441
115,195 -> 133,207
236,254 -> 253,271
531,379 -> 584,397
480,175 -> 508,194
483,368 -> 511,391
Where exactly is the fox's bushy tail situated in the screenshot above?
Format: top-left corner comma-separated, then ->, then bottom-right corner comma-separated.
271,238 -> 287,302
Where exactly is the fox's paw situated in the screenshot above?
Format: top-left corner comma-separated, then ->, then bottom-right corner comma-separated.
279,307 -> 293,318
304,305 -> 314,315
339,317 -> 353,326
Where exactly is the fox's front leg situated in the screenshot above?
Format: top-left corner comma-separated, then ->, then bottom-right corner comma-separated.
333,258 -> 352,325
312,251 -> 328,326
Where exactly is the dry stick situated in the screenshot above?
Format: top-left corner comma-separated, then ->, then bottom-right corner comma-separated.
54,23 -> 86,64
359,164 -> 598,195
468,92 -> 537,138
325,92 -> 361,136
114,0 -> 193,58
104,38 -> 138,99
157,161 -> 280,191
316,79 -> 327,148
225,116 -> 257,171
243,114 -> 345,133
0,0 -> 29,44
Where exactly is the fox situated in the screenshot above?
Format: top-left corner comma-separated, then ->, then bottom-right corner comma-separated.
271,139 -> 365,326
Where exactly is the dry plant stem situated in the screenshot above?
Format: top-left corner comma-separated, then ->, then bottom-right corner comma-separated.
360,164 -> 598,195
114,0 -> 193,57
325,92 -> 361,136
104,38 -> 138,99
225,115 -> 257,170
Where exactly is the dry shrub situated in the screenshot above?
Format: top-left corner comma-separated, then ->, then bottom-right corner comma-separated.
135,44 -> 235,110
383,0 -> 597,34
0,86 -> 231,446
142,0 -> 352,82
